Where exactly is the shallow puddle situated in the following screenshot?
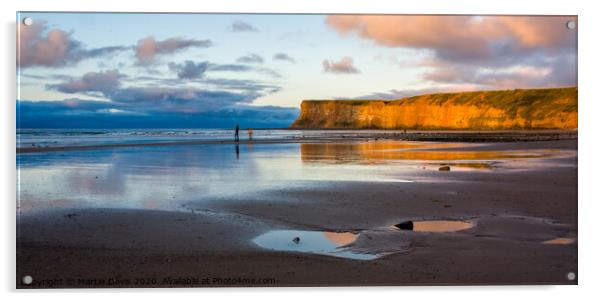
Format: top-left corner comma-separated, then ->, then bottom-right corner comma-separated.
252,230 -> 380,260
426,162 -> 494,171
392,220 -> 474,232
542,237 -> 576,245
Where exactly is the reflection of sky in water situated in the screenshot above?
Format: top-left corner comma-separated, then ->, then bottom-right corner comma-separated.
253,230 -> 378,260
18,143 -> 416,214
17,141 -> 570,215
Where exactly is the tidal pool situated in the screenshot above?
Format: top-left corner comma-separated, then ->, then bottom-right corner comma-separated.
542,237 -> 576,245
252,221 -> 474,260
252,230 -> 380,260
392,220 -> 475,232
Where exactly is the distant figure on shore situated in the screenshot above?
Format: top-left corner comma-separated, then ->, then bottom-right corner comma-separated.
234,124 -> 240,142
247,128 -> 254,140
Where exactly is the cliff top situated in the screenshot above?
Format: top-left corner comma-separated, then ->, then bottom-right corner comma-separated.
300,87 -> 577,113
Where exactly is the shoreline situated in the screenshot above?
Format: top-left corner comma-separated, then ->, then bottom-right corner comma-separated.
17,130 -> 578,154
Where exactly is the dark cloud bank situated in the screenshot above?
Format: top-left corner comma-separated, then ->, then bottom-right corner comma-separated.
17,100 -> 299,129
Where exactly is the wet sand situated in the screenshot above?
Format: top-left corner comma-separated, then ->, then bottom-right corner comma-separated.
16,138 -> 577,287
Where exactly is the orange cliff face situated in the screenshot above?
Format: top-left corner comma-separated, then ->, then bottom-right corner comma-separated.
290,87 -> 577,130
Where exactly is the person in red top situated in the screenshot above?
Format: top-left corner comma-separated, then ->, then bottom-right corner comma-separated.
247,128 -> 254,140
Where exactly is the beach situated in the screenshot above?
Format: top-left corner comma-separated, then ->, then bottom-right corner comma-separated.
16,132 -> 577,287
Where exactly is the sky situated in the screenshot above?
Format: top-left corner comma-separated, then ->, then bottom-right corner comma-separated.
17,13 -> 577,128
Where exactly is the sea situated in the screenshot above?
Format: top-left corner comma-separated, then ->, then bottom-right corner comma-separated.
16,128 -> 401,149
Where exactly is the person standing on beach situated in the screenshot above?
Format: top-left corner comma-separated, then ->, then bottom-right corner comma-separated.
247,128 -> 254,140
235,124 -> 240,142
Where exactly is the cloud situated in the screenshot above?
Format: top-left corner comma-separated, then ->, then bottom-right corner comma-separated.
322,57 -> 360,74
236,54 -> 264,64
84,46 -> 129,58
124,65 -> 282,92
135,36 -> 212,64
125,75 -> 281,94
353,86 -> 480,100
273,53 -> 296,63
208,64 -> 253,72
17,99 -> 299,129
168,61 -> 209,79
357,59 -> 576,100
47,70 -> 125,96
162,62 -> 281,78
421,54 -> 576,88
46,69 -> 281,114
326,15 -> 576,89
358,59 -> 574,100
207,63 -> 281,78
17,21 -> 126,68
230,21 -> 259,32
424,66 -> 567,89
202,78 -> 281,93
326,15 -> 575,62
109,87 -> 258,113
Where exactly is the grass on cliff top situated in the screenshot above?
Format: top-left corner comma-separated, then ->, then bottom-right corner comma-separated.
303,87 -> 577,113
405,87 -> 577,111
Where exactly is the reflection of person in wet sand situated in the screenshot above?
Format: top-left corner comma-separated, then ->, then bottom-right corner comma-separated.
235,144 -> 240,159
247,128 -> 254,140
234,124 -> 240,142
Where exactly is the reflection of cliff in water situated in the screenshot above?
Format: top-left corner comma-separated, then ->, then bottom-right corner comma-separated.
300,141 -> 555,165
323,231 -> 358,247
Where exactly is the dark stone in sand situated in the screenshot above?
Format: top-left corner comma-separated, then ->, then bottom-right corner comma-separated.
394,221 -> 414,230
439,166 -> 451,171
